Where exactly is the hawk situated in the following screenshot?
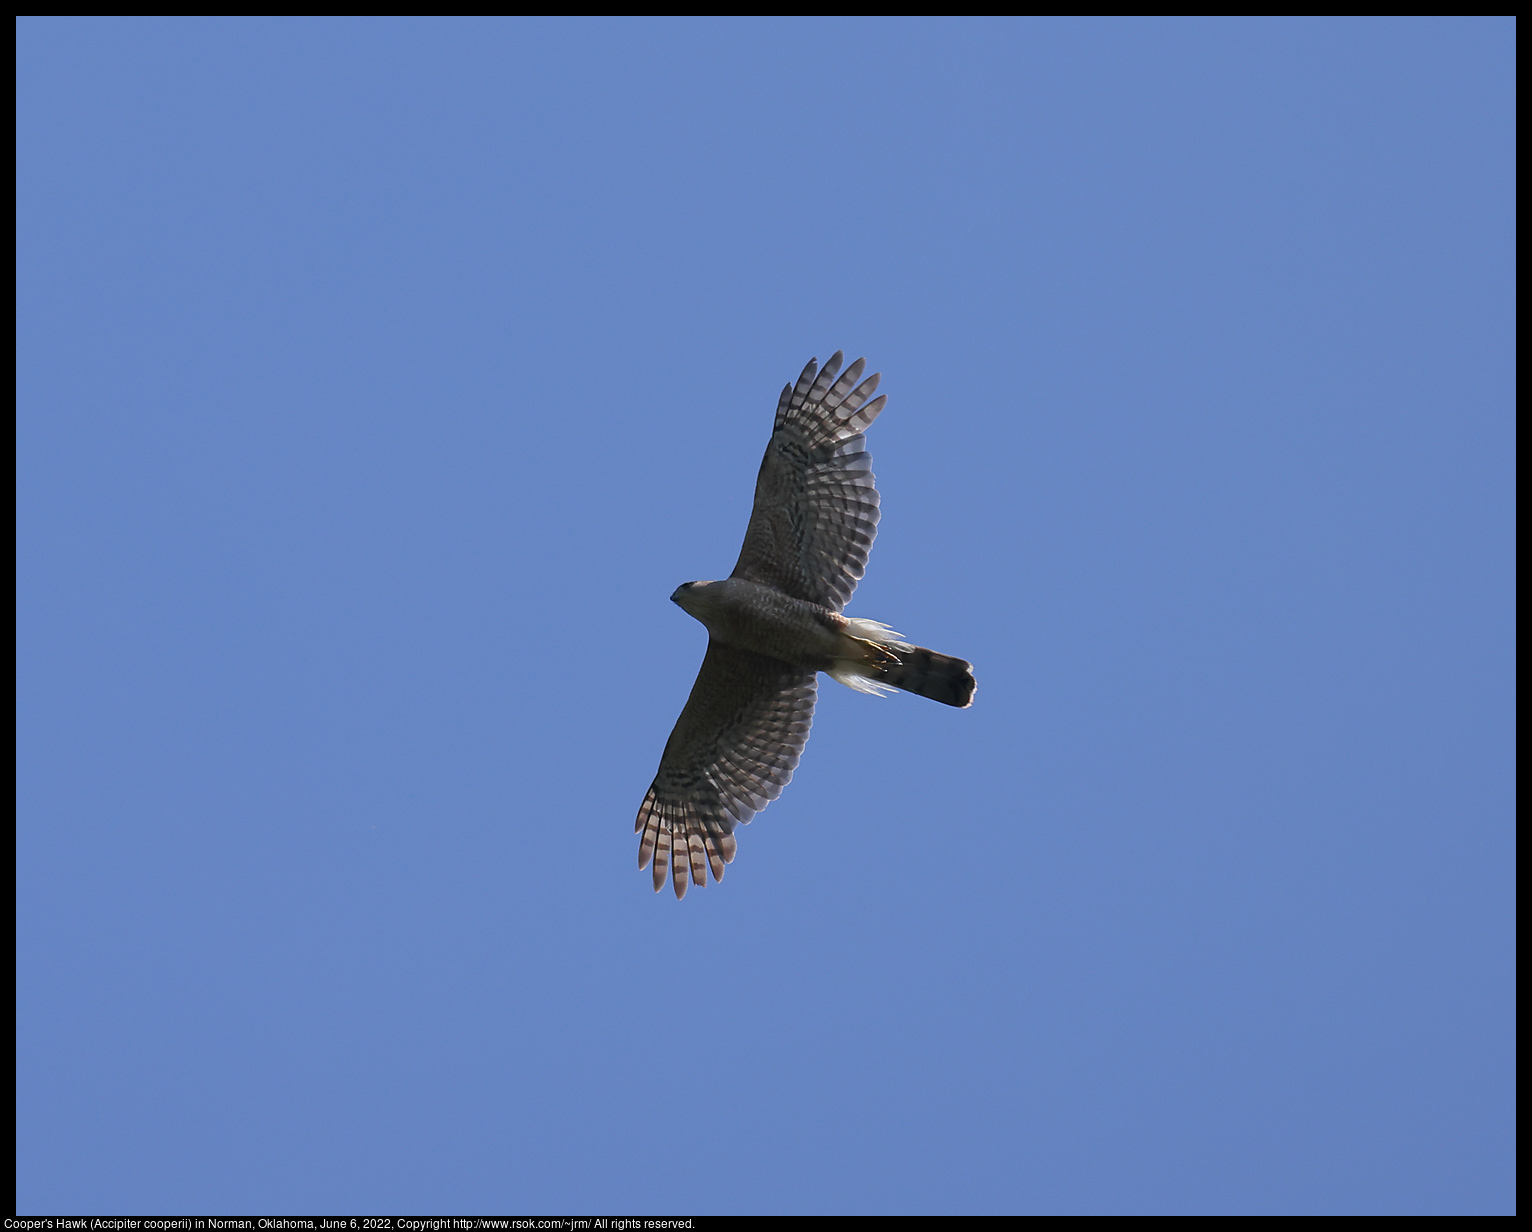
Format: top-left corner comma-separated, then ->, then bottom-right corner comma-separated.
636,352 -> 976,898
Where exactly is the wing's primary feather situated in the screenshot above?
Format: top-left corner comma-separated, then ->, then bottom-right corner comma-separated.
730,352 -> 887,611
636,641 -> 817,898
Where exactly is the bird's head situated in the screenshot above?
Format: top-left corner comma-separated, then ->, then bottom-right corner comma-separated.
670,580 -> 718,618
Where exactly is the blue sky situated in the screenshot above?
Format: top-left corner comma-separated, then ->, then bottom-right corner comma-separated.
17,17 -> 1514,1216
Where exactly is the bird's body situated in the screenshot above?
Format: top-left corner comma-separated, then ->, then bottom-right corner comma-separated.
636,353 -> 976,897
672,578 -> 847,668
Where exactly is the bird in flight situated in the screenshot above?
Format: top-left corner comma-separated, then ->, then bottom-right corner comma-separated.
636,352 -> 976,898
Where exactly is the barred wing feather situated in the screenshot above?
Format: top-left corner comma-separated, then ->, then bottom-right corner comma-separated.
730,352 -> 887,612
636,642 -> 817,898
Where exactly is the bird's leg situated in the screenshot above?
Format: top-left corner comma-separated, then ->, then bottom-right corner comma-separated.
853,637 -> 904,668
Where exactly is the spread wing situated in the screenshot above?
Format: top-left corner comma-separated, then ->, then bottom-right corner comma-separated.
636,642 -> 817,898
730,352 -> 887,612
